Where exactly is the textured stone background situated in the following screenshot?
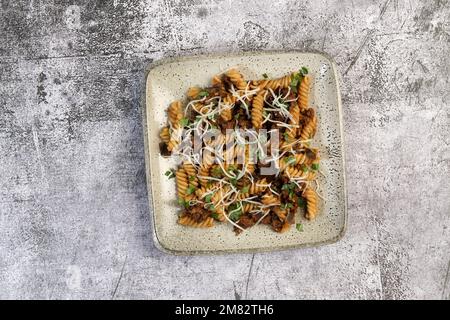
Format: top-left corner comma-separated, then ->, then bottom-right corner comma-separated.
0,0 -> 449,300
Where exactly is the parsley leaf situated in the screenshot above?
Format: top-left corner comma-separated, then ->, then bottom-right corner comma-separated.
178,198 -> 189,208
179,118 -> 190,127
189,175 -> 195,181
296,223 -> 304,232
311,163 -> 319,170
302,165 -> 309,173
211,212 -> 220,220
297,198 -> 305,208
204,194 -> 212,203
198,90 -> 209,97
241,185 -> 250,193
281,203 -> 293,210
211,166 -> 222,177
186,185 -> 196,195
262,73 -> 269,79
228,207 -> 243,221
300,67 -> 309,76
284,155 -> 296,165
164,169 -> 175,179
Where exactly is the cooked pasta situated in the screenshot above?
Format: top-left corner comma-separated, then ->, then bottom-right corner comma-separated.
225,69 -> 248,90
251,90 -> 266,129
300,108 -> 317,141
159,67 -> 322,234
159,127 -> 170,143
168,101 -> 183,128
298,75 -> 310,110
178,214 -> 214,228
303,187 -> 318,220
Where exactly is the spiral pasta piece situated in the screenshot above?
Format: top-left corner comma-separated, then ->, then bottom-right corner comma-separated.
261,193 -> 280,206
159,127 -> 170,143
251,90 -> 266,129
285,102 -> 300,141
303,187 -> 318,220
272,206 -> 287,220
183,162 -> 198,186
167,138 -> 179,152
220,95 -> 235,121
284,166 -> 317,180
250,178 -> 269,194
300,108 -> 317,141
168,101 -> 183,128
298,75 -> 310,110
176,168 -> 189,199
198,165 -> 211,187
242,203 -> 254,213
226,69 -> 248,90
187,87 -> 201,99
178,215 -> 214,228
254,73 -> 293,90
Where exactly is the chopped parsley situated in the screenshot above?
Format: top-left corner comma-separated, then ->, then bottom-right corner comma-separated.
178,198 -> 189,208
262,73 -> 269,79
186,185 -> 196,195
211,212 -> 220,220
204,194 -> 212,203
296,223 -> 304,232
198,90 -> 209,97
284,155 -> 296,165
281,202 -> 293,210
300,67 -> 309,76
302,165 -> 309,173
228,204 -> 243,221
241,185 -> 250,193
179,118 -> 190,127
211,166 -> 222,177
164,169 -> 175,179
297,198 -> 305,208
189,175 -> 195,181
311,163 -> 319,170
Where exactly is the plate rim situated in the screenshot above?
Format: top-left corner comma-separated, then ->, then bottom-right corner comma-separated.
142,50 -> 348,255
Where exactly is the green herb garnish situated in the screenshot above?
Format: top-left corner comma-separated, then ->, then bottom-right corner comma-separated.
186,185 -> 196,195
300,67 -> 309,76
230,178 -> 238,186
234,113 -> 240,120
262,73 -> 269,79
281,203 -> 293,210
211,212 -> 220,220
228,205 -> 243,221
241,185 -> 250,193
302,165 -> 309,173
297,198 -> 305,208
198,90 -> 209,97
189,175 -> 195,181
164,169 -> 175,179
296,223 -> 304,232
178,198 -> 189,208
179,118 -> 190,127
205,194 -> 212,203
311,163 -> 319,170
284,155 -> 296,165
211,166 -> 222,177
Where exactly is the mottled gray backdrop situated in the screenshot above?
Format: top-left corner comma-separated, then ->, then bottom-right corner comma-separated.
0,0 -> 449,300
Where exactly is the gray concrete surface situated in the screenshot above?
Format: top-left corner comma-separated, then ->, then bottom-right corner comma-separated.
0,0 -> 449,300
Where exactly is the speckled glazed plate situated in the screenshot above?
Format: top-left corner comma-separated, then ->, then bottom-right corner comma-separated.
143,51 -> 347,255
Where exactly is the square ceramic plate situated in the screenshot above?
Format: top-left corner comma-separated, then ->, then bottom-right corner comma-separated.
143,51 -> 347,255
